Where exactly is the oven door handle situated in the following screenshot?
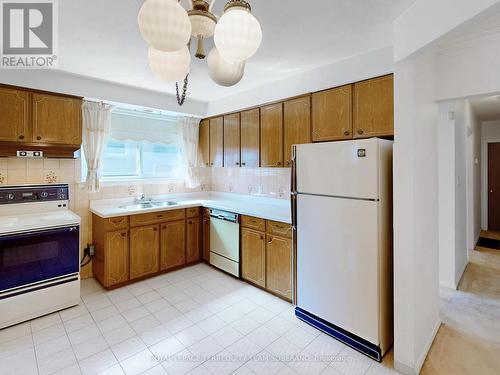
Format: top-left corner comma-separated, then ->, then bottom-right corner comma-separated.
0,226 -> 79,241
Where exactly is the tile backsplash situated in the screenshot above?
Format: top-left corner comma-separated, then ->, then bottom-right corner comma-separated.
211,167 -> 291,199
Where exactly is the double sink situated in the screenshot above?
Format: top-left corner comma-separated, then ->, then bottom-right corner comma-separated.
119,200 -> 178,211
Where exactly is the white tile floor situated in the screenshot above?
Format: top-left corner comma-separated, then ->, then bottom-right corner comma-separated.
0,263 -> 396,375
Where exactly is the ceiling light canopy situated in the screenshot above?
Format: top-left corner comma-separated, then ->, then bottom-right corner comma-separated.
137,0 -> 262,106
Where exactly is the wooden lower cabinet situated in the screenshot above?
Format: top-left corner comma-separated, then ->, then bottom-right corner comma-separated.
186,217 -> 201,263
241,228 -> 266,288
202,216 -> 210,261
104,231 -> 129,287
130,224 -> 160,280
160,220 -> 186,271
266,235 -> 293,300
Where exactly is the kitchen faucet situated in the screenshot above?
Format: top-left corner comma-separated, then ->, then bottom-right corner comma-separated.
134,194 -> 151,203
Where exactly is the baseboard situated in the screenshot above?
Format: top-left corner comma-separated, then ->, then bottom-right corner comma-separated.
439,281 -> 457,290
394,319 -> 441,375
415,319 -> 441,374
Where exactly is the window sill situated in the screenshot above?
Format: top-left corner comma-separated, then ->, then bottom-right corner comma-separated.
79,177 -> 186,187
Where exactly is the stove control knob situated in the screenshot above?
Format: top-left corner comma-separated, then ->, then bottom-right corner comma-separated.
40,191 -> 49,198
7,193 -> 15,200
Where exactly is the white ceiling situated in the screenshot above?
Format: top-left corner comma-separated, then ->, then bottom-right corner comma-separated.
59,0 -> 415,102
470,95 -> 500,121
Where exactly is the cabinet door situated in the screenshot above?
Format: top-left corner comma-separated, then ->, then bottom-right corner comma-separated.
105,230 -> 129,287
353,75 -> 394,138
240,108 -> 260,167
32,93 -> 82,145
199,119 -> 210,167
223,113 -> 241,167
130,225 -> 159,279
209,117 -> 223,167
160,220 -> 186,271
0,87 -> 31,143
242,228 -> 266,288
284,96 -> 311,167
186,218 -> 201,263
202,217 -> 210,261
260,103 -> 284,167
312,85 -> 352,142
266,235 -> 292,300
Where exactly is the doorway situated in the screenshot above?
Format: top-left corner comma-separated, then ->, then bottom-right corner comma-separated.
488,142 -> 500,231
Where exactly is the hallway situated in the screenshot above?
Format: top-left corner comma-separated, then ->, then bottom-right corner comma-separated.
422,231 -> 500,374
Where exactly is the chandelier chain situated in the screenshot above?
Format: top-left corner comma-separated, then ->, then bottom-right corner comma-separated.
176,74 -> 189,106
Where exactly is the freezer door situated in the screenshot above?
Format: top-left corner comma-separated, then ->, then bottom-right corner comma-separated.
296,194 -> 380,345
295,139 -> 379,200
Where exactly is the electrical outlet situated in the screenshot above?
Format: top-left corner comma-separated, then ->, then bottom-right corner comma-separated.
88,244 -> 95,256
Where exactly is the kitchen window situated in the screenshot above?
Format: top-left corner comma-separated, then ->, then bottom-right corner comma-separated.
82,108 -> 185,181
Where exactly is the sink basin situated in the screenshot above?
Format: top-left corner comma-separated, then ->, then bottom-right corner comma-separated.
151,201 -> 178,207
119,203 -> 154,210
118,201 -> 178,210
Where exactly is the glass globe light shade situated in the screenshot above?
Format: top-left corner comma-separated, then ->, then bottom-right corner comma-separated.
189,13 -> 216,38
138,0 -> 192,52
207,47 -> 245,87
148,46 -> 191,82
214,2 -> 262,62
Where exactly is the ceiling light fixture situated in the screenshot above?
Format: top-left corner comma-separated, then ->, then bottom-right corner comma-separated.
138,0 -> 262,106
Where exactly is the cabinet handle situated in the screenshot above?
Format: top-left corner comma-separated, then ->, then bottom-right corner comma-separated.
268,237 -> 273,243
210,162 -> 214,166
286,160 -> 290,166
277,162 -> 281,166
121,232 -> 126,238
153,228 -> 158,231
162,225 -> 166,229
188,221 -> 192,225
18,135 -> 24,140
241,162 -> 246,166
357,129 -> 364,135
36,136 -> 42,140
260,235 -> 264,240
344,131 -> 350,136
156,215 -> 163,218
235,162 -> 240,166
205,163 -> 209,166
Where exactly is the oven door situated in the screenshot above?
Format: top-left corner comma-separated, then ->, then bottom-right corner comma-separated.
0,226 -> 80,293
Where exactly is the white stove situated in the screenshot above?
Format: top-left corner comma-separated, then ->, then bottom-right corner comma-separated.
0,184 -> 81,329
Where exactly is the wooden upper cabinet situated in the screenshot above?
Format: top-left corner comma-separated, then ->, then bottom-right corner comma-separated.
160,220 -> 186,271
284,96 -> 311,167
105,230 -> 129,287
223,113 -> 241,168
266,234 -> 292,300
209,117 -> 223,167
186,218 -> 201,263
260,103 -> 284,167
199,119 -> 210,167
240,108 -> 260,168
130,224 -> 160,280
312,85 -> 352,142
353,75 -> 394,138
0,87 -> 31,143
242,228 -> 266,288
32,93 -> 82,145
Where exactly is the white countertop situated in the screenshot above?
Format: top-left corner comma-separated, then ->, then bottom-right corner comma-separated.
90,192 -> 292,224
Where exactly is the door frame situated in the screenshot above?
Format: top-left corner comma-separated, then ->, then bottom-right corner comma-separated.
481,138 -> 500,230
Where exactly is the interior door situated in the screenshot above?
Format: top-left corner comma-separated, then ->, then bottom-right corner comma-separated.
296,193 -> 379,344
489,143 -> 500,230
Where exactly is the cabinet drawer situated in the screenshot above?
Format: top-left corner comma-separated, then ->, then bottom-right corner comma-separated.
130,209 -> 186,227
202,208 -> 210,218
267,220 -> 292,239
103,216 -> 129,231
241,215 -> 266,231
186,207 -> 200,218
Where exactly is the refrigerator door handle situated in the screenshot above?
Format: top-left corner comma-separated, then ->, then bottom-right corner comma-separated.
291,145 -> 297,195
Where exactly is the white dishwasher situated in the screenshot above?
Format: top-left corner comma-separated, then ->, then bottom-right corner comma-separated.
209,209 -> 240,277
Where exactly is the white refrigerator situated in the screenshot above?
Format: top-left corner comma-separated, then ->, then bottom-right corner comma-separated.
291,138 -> 393,362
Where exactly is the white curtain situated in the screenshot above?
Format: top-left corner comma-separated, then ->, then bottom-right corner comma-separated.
179,116 -> 201,189
82,101 -> 113,192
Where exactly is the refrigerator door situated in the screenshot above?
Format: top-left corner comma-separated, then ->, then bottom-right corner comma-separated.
296,193 -> 379,344
295,139 -> 379,200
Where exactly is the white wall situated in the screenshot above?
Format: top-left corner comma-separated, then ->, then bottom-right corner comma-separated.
393,49 -> 441,375
465,101 -> 482,249
481,120 -> 500,228
206,47 -> 394,116
394,0 -> 500,62
0,70 -> 208,117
